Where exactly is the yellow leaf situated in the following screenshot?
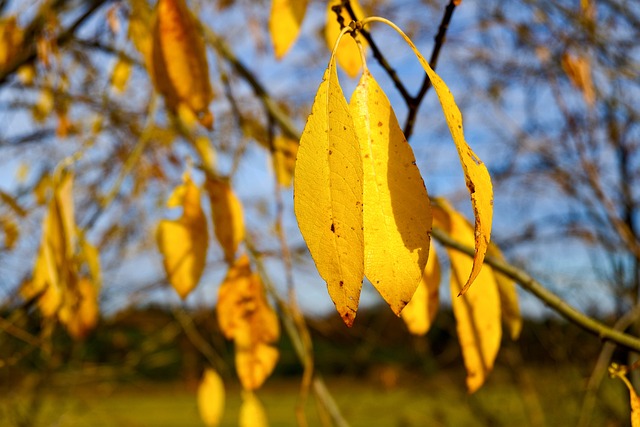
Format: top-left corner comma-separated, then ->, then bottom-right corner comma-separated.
156,176 -> 208,299
271,136 -> 297,187
0,16 -> 24,71
388,24 -> 493,296
487,243 -> 521,340
610,366 -> 640,427
194,136 -> 217,172
217,256 -> 279,390
0,217 -> 19,250
239,391 -> 269,427
269,0 -> 308,59
350,69 -> 432,315
293,56 -> 364,326
401,244 -> 440,336
59,277 -> 99,340
433,201 -> 501,393
128,0 -> 153,61
198,368 -> 225,427
325,0 -> 367,78
561,52 -> 595,107
151,0 -> 214,127
205,178 -> 245,264
111,57 -> 131,93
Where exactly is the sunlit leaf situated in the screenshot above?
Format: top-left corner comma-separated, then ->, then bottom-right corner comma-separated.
272,136 -> 298,187
350,69 -> 431,315
610,364 -> 640,427
487,243 -> 521,340
205,177 -> 245,264
239,391 -> 269,427
58,277 -> 99,340
401,244 -> 440,336
394,28 -> 493,295
293,56 -> 364,326
0,16 -> 24,71
217,255 -> 280,390
198,368 -> 225,427
111,57 -> 132,93
433,200 -> 501,393
151,0 -> 214,128
156,175 -> 208,299
325,0 -> 367,78
269,0 -> 308,59
194,136 -> 217,172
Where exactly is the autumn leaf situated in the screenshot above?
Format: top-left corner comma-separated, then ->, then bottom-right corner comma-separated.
198,368 -> 225,427
110,57 -> 132,93
433,200 -> 501,393
561,52 -> 595,107
271,136 -> 298,187
156,175 -> 208,299
269,0 -> 308,59
58,277 -> 99,340
350,69 -> 432,315
487,243 -> 522,340
609,364 -> 640,427
205,177 -> 245,264
401,244 -> 440,336
0,16 -> 24,71
151,0 -> 214,128
325,0 -> 367,78
380,21 -> 493,296
293,54 -> 364,326
239,391 -> 269,427
217,256 -> 280,390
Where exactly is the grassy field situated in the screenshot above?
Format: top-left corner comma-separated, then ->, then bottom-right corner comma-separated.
0,366 -> 632,427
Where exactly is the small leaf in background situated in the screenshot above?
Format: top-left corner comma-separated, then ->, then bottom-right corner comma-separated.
325,0 -> 367,78
269,0 -> 308,59
433,200 -> 501,393
205,177 -> 245,264
561,52 -> 595,107
151,0 -> 214,128
350,69 -> 432,315
194,136 -> 217,172
0,216 -> 19,250
239,391 -> 269,427
217,256 -> 280,390
110,57 -> 132,93
128,0 -> 153,61
401,244 -> 440,336
58,278 -> 99,340
271,136 -> 298,187
0,16 -> 24,71
156,175 -> 208,299
198,368 -> 225,427
293,57 -> 364,326
487,243 -> 522,340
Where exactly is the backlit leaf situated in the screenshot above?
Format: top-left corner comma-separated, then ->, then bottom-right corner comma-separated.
156,175 -> 208,299
610,365 -> 640,427
401,244 -> 440,336
217,256 -> 280,390
392,26 -> 493,295
151,0 -> 214,128
487,243 -> 521,340
269,0 -> 308,59
325,0 -> 367,78
111,57 -> 131,93
433,200 -> 501,393
350,69 -> 431,315
198,368 -> 225,427
205,177 -> 245,264
239,391 -> 269,427
293,56 -> 364,326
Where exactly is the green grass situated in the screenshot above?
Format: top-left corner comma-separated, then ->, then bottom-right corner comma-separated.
0,366 -> 631,426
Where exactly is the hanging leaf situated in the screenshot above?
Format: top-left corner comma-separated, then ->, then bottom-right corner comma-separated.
239,391 -> 269,427
487,243 -> 521,340
58,277 -> 99,340
325,0 -> 367,78
401,244 -> 440,336
111,57 -> 132,93
151,0 -> 214,128
383,24 -> 493,295
0,16 -> 24,71
156,175 -> 208,299
217,256 -> 280,390
561,52 -> 595,107
269,0 -> 308,59
198,368 -> 225,427
293,55 -> 364,326
128,0 -> 153,61
271,136 -> 298,187
433,201 -> 501,393
205,177 -> 245,264
350,69 -> 432,315
610,364 -> 640,427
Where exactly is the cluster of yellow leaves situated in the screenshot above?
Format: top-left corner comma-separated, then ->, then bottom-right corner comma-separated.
294,18 -> 493,327
20,171 -> 101,340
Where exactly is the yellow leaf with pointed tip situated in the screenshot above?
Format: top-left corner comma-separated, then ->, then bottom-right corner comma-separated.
197,368 -> 225,427
487,243 -> 521,340
157,176 -> 208,299
152,0 -> 214,126
401,244 -> 440,336
433,201 -> 501,393
325,0 -> 366,78
205,178 -> 245,264
269,0 -> 308,59
239,391 -> 269,427
294,57 -> 364,327
390,26 -> 493,296
111,58 -> 131,93
217,256 -> 280,390
350,69 -> 432,315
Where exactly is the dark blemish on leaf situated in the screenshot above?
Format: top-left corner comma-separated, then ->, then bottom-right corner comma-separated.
378,121 -> 383,127
339,280 -> 344,287
331,223 -> 335,233
467,181 -> 476,194
329,149 -> 333,155
343,126 -> 347,130
364,154 -> 370,158
376,280 -> 380,284
412,161 -> 416,166
457,125 -> 461,129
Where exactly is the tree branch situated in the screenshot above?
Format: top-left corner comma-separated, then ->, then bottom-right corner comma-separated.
431,227 -> 640,353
